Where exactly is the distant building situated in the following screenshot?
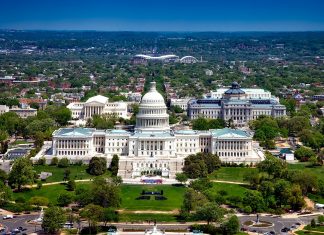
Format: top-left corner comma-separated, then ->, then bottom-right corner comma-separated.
0,75 -> 15,85
0,105 -> 9,115
34,82 -> 264,179
180,56 -> 198,64
67,95 -> 128,120
19,98 -> 47,110
279,148 -> 294,161
312,95 -> 324,101
170,98 -> 192,111
188,82 -> 286,127
205,69 -> 213,76
9,105 -> 37,118
5,148 -> 31,160
132,54 -> 179,64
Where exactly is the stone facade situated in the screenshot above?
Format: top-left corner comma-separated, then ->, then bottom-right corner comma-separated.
188,82 -> 286,127
37,82 -> 264,179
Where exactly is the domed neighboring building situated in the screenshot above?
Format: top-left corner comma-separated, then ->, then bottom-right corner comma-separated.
40,81 -> 264,179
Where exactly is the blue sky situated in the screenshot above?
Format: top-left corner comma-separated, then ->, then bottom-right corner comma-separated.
1,0 -> 324,31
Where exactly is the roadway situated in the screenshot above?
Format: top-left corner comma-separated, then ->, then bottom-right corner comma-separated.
1,212 -> 323,235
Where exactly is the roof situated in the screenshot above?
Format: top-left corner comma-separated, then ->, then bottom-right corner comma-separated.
107,129 -> 130,135
280,148 -> 293,154
134,54 -> 179,60
54,128 -> 95,137
132,131 -> 174,138
85,95 -> 108,104
211,128 -> 250,138
141,82 -> 165,105
224,82 -> 245,95
174,130 -> 198,135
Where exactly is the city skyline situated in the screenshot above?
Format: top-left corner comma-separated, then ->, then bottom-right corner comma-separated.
1,0 -> 324,31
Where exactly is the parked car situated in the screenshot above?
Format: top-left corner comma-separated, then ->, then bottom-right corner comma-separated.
3,214 -> 14,220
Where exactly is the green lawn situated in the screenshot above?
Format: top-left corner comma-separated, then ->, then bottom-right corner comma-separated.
13,183 -> 74,204
120,184 -> 186,211
296,231 -> 324,235
209,167 -> 257,182
119,213 -> 178,222
13,183 -> 186,211
33,165 -> 111,182
206,182 -> 250,198
305,226 -> 324,232
288,163 -> 324,178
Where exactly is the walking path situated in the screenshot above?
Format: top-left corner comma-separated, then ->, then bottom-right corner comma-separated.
27,178 -> 248,188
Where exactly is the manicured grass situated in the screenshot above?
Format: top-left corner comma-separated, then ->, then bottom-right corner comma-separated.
305,226 -> 324,232
288,163 -> 324,179
33,165 -> 111,183
206,182 -> 250,198
296,231 -> 324,235
120,184 -> 186,211
13,183 -> 74,204
13,183 -> 186,211
119,213 -> 178,222
209,167 -> 257,182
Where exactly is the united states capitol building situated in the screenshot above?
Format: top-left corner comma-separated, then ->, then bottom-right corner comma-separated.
188,82 -> 286,127
35,82 -> 264,179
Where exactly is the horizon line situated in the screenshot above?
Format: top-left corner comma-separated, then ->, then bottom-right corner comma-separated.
1,28 -> 324,33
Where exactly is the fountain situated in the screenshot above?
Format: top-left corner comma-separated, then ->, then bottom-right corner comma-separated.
144,222 -> 164,235
31,207 -> 44,224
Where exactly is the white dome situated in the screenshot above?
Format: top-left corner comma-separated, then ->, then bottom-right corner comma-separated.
135,81 -> 170,132
141,82 -> 165,105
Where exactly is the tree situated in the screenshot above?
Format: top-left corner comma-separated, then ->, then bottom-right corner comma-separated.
192,117 -> 209,130
183,153 -> 220,178
257,153 -> 287,178
46,106 -> 72,126
294,147 -> 316,161
288,184 -> 305,211
0,182 -> 12,206
75,186 -> 93,206
318,215 -> 324,224
29,196 -> 49,206
189,178 -> 213,192
0,169 -> 8,182
80,204 -> 104,234
221,215 -> 240,235
63,168 -> 71,181
92,178 -> 121,208
192,117 -> 225,130
288,170 -> 318,195
311,218 -> 316,228
42,206 -> 66,234
243,191 -> 265,213
102,208 -> 119,226
34,131 -> 45,149
0,130 -> 9,154
175,173 -> 188,185
182,188 -> 209,212
195,202 -> 224,224
110,154 -> 119,176
88,157 -> 107,176
58,157 -> 70,168
9,157 -> 34,191
50,157 -> 59,166
111,176 -> 123,186
57,193 -> 74,207
67,179 -> 76,191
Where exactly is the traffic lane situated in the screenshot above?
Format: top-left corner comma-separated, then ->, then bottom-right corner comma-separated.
1,214 -> 40,234
239,215 -> 319,234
